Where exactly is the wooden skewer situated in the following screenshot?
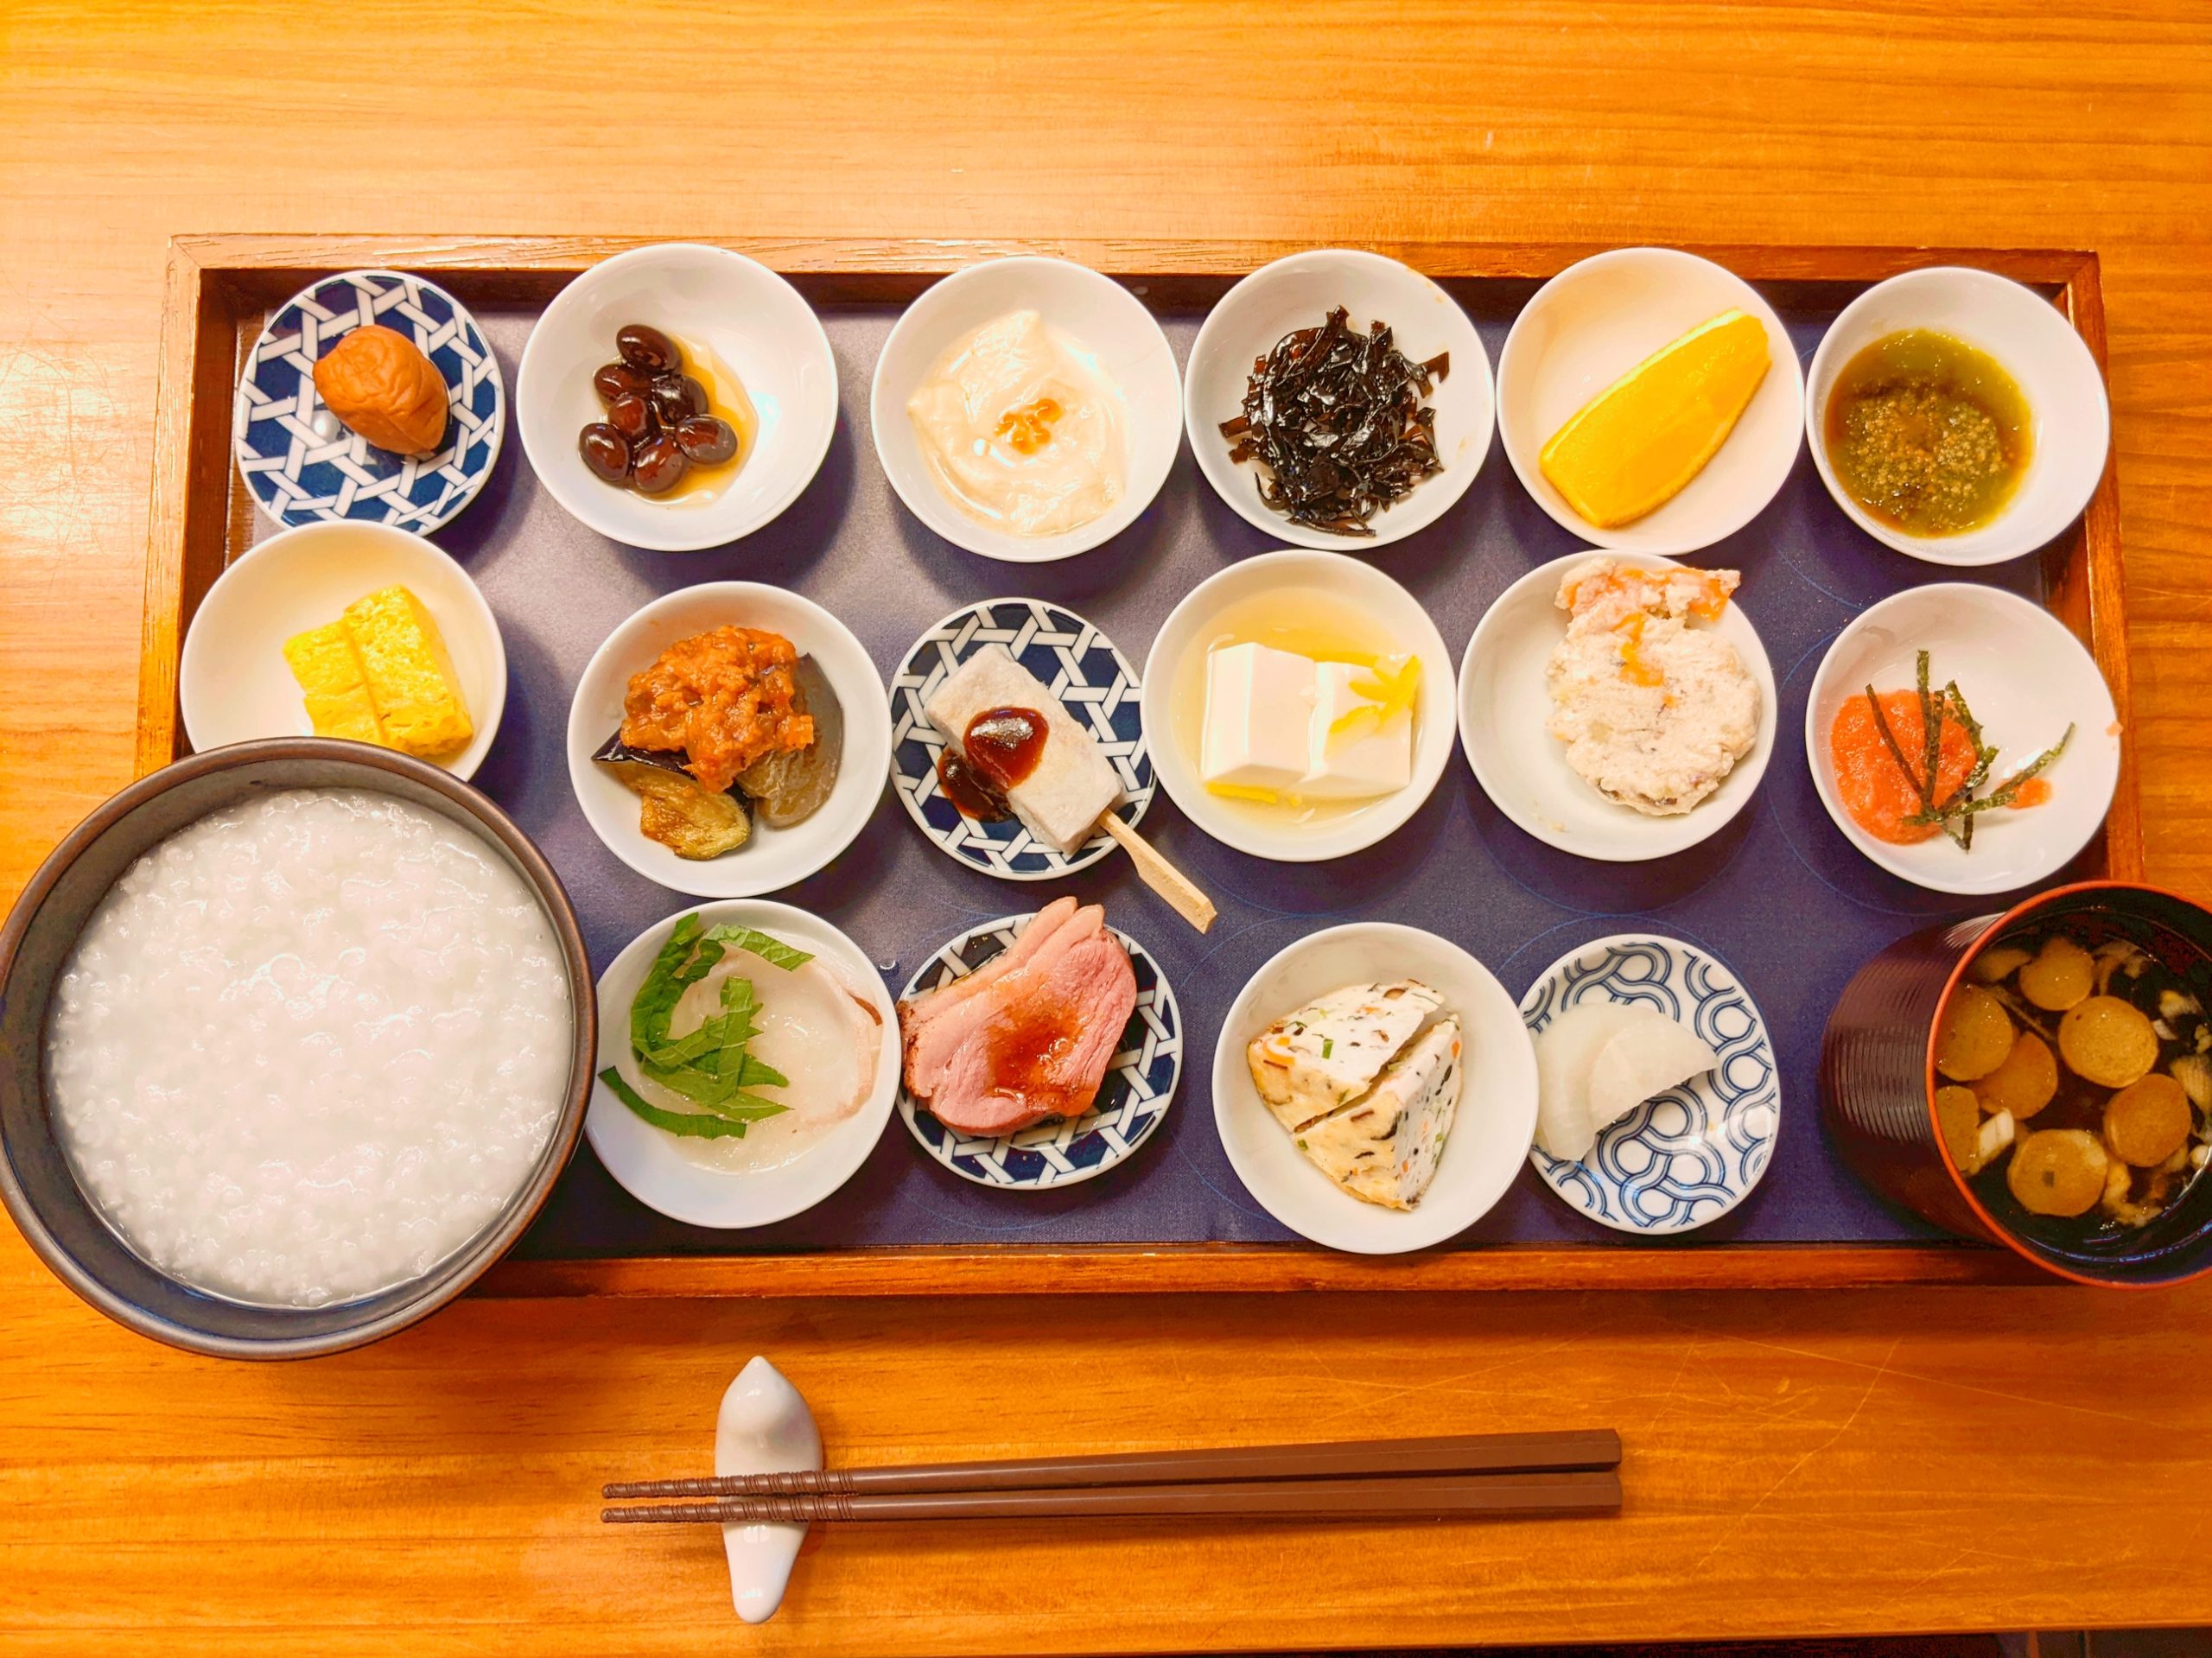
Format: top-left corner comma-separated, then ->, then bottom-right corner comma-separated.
1099,812 -> 1215,933
603,1469 -> 1621,1526
605,1427 -> 1619,1501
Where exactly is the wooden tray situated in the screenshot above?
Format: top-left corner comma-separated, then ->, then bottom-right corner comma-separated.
137,235 -> 2137,1296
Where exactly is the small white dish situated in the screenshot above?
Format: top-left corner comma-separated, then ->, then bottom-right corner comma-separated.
1805,581 -> 2119,895
870,256 -> 1181,562
1497,247 -> 1803,556
178,520 -> 505,778
566,582 -> 892,899
1184,250 -> 1493,549
1457,550 -> 1777,862
1139,549 -> 1455,864
585,901 -> 899,1229
1805,265 -> 2111,566
888,597 -> 1153,880
233,268 -> 505,535
1521,933 -> 1779,1235
517,243 -> 837,552
1212,923 -> 1537,1255
897,912 -> 1180,1189
715,1356 -> 822,1624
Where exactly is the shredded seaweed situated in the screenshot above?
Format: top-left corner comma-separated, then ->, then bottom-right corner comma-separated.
604,914 -> 813,1138
1870,649 -> 2073,850
1218,306 -> 1446,536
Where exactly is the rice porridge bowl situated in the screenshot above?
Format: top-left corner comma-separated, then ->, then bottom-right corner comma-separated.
43,788 -> 572,1308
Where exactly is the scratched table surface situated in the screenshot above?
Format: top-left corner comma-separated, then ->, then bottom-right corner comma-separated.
4,3 -> 2212,1653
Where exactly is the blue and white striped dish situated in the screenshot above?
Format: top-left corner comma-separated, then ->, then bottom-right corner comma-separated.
233,269 -> 505,535
1522,933 -> 1779,1235
898,914 -> 1179,1189
889,599 -> 1152,880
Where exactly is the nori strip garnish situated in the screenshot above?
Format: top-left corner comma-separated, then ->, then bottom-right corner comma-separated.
1218,306 -> 1447,537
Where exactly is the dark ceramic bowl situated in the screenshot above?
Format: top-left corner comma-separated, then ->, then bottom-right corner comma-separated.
1822,880 -> 2212,1288
0,740 -> 596,1357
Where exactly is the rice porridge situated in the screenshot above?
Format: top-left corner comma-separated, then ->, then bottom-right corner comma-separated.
44,788 -> 572,1308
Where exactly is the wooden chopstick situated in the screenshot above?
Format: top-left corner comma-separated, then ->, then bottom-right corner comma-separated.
602,1469 -> 1621,1526
604,1427 -> 1620,1501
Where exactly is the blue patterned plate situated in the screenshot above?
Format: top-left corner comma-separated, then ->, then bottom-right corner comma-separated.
233,269 -> 505,534
1521,932 -> 1780,1234
898,913 -> 1180,1189
889,599 -> 1153,880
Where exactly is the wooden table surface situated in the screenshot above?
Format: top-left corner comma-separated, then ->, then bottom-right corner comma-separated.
5,3 -> 2212,1651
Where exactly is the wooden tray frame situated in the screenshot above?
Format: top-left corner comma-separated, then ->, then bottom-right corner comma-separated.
138,235 -> 2136,1297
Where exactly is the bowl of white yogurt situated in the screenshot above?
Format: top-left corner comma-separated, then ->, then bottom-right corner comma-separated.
0,739 -> 596,1359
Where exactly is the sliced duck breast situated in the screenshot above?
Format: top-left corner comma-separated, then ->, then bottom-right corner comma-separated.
924,933 -> 1137,1135
901,903 -> 1103,1100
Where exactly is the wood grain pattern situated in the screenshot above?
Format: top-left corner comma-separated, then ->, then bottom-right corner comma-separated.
6,0 -> 2212,1648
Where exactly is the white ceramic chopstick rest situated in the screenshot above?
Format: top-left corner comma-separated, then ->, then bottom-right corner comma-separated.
716,1356 -> 823,1623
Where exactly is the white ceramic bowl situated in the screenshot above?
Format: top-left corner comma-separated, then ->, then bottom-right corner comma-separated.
1184,250 -> 1493,549
516,243 -> 837,552
1140,549 -> 1456,863
869,257 -> 1181,562
1458,551 -> 1777,862
1212,923 -> 1538,1254
178,520 -> 505,778
566,582 -> 892,898
1497,248 -> 1803,556
1804,265 -> 2111,566
585,900 -> 898,1229
1805,582 -> 2119,895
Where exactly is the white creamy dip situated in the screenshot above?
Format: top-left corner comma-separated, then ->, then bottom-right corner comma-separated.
44,788 -> 571,1308
907,308 -> 1123,537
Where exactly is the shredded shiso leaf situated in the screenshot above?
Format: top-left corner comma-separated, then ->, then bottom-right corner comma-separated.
1865,649 -> 2073,851
597,912 -> 813,1140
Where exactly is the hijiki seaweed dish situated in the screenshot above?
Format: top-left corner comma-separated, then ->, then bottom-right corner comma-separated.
1220,306 -> 1449,535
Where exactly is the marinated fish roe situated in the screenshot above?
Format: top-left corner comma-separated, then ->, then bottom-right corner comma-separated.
44,789 -> 570,1309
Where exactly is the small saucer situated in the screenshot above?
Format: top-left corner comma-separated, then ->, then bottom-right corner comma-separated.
897,913 -> 1180,1189
565,582 -> 892,899
1458,550 -> 1777,863
870,256 -> 1181,562
517,243 -> 837,552
233,269 -> 505,535
1497,248 -> 1802,556
1521,932 -> 1779,1235
178,519 -> 506,778
1805,581 -> 2119,895
1804,265 -> 2111,566
1211,922 -> 1537,1255
586,901 -> 899,1229
1184,249 -> 1493,549
1140,549 -> 1455,864
889,598 -> 1153,880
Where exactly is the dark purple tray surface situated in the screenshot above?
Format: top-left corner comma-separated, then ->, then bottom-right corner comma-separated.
249,281 -> 2072,1258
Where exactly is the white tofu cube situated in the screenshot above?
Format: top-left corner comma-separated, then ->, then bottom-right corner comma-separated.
1304,661 -> 1414,800
924,645 -> 1123,854
1200,643 -> 1314,795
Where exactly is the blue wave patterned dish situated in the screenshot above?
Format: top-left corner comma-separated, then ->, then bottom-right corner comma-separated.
233,269 -> 505,534
1521,932 -> 1780,1235
889,599 -> 1153,880
898,914 -> 1180,1189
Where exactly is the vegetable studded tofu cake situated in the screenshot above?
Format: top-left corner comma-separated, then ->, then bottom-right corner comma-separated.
1246,979 -> 1464,1210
